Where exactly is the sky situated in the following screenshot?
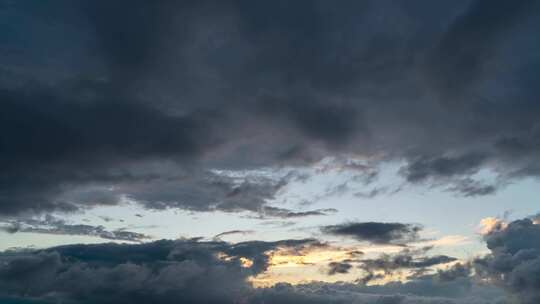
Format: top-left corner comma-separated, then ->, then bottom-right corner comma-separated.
1,0 -> 540,303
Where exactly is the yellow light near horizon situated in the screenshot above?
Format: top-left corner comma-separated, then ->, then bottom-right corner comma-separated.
248,245 -> 463,288
240,257 -> 254,268
479,217 -> 508,235
268,247 -> 353,268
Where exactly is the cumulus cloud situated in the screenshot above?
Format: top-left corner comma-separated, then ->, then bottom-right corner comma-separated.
0,238 -> 505,304
474,217 -> 540,304
321,222 -> 423,245
478,217 -> 508,235
0,238 -> 319,304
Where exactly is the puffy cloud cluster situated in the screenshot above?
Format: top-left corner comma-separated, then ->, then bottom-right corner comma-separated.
1,217 -> 523,303
0,238 -> 316,303
475,218 -> 540,304
478,217 -> 508,235
0,238 -> 506,304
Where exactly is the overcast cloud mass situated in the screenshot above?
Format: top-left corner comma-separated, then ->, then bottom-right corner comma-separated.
1,0 -> 540,303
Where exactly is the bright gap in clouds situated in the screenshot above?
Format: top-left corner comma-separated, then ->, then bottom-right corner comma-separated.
3,158 -> 538,250
2,157 -> 538,288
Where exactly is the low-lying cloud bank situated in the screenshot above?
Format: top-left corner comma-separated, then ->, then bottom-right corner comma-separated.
0,239 -> 316,304
0,241 -> 496,304
5,214 -> 540,304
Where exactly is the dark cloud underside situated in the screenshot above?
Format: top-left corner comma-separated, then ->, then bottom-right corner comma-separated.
0,236 -> 508,304
322,222 -> 423,245
0,0 -> 539,215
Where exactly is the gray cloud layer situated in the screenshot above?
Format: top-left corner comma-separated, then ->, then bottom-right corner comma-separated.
321,222 -> 423,245
0,215 -> 150,242
0,238 -> 318,304
1,1 -> 540,302
0,236 -> 507,304
1,0 -> 540,215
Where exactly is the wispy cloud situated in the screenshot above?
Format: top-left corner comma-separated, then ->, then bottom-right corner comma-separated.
0,215 -> 150,242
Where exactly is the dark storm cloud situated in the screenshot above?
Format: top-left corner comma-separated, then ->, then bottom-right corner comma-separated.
1,0 -> 540,215
426,0 -> 537,100
0,238 -> 318,304
322,222 -> 422,245
0,84 -> 214,215
400,153 -> 504,196
0,238 -> 505,304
